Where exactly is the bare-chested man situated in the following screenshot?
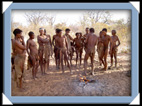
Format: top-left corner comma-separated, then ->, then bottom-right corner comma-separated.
56,29 -> 72,74
84,28 -> 98,75
83,27 -> 89,51
97,31 -> 105,66
52,28 -> 60,69
73,32 -> 83,66
101,28 -> 111,71
12,28 -> 26,91
26,31 -> 39,79
109,30 -> 120,69
64,28 -> 73,66
37,28 -> 51,75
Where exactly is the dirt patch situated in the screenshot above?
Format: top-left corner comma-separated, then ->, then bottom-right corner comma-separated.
11,53 -> 131,96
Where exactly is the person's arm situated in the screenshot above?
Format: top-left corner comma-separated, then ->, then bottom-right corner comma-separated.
52,35 -> 55,47
69,35 -> 73,41
38,35 -> 49,43
72,38 -> 75,46
65,36 -> 69,52
26,40 -> 30,56
109,37 -> 113,54
84,34 -> 89,45
116,36 -> 121,47
11,39 -> 15,53
21,36 -> 26,46
15,40 -> 26,50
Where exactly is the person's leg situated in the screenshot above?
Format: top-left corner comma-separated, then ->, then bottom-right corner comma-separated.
91,53 -> 95,74
39,53 -> 43,75
60,50 -> 64,73
80,49 -> 83,65
35,60 -> 39,78
114,50 -> 117,68
109,52 -> 113,69
31,58 -> 36,79
64,51 -> 72,74
84,53 -> 89,75
76,50 -> 78,66
70,51 -> 73,66
104,49 -> 108,71
47,55 -> 50,71
43,60 -> 46,75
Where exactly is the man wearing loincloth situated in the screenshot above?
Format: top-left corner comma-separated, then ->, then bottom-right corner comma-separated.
83,27 -> 89,52
12,28 -> 26,91
84,28 -> 98,75
56,29 -> 72,74
64,28 -> 73,66
97,31 -> 105,66
52,28 -> 60,69
73,32 -> 83,66
37,28 -> 52,75
26,31 -> 39,79
101,28 -> 111,71
109,30 -> 120,69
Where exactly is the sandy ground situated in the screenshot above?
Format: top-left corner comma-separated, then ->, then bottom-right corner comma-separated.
11,50 -> 131,96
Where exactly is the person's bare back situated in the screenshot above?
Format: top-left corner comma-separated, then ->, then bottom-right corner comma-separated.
85,33 -> 98,53
84,28 -> 97,75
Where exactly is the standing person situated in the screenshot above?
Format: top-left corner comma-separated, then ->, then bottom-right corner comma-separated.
64,28 -> 73,66
84,28 -> 98,75
101,28 -> 111,71
97,31 -> 105,66
12,28 -> 26,91
26,31 -> 39,79
52,28 -> 60,69
37,28 -> 51,75
109,30 -> 120,69
56,29 -> 72,74
44,29 -> 53,70
73,32 -> 83,66
83,27 -> 89,51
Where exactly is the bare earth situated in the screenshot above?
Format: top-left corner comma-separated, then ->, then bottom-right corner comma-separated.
11,52 -> 131,96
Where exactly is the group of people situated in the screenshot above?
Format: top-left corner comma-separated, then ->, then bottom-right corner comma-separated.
11,27 -> 120,90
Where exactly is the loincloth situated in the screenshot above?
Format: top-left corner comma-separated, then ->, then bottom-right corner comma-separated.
28,54 -> 39,67
39,45 -> 50,63
86,47 -> 95,56
112,47 -> 118,53
14,54 -> 25,82
54,46 -> 60,59
75,47 -> 83,53
97,44 -> 104,58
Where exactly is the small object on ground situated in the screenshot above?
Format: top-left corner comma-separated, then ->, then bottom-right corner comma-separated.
79,75 -> 96,84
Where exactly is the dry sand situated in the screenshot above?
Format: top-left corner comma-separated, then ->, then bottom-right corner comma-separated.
11,51 -> 131,96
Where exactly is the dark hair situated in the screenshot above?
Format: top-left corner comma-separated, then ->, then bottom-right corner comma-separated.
65,28 -> 70,32
28,31 -> 34,37
13,28 -> 22,36
44,29 -> 46,33
100,31 -> 102,34
86,27 -> 89,30
112,30 -> 116,33
102,28 -> 107,32
56,29 -> 62,33
75,32 -> 79,36
55,28 -> 60,33
90,28 -> 95,33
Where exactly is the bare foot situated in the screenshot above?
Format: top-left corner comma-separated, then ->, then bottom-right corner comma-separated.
108,66 -> 112,69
